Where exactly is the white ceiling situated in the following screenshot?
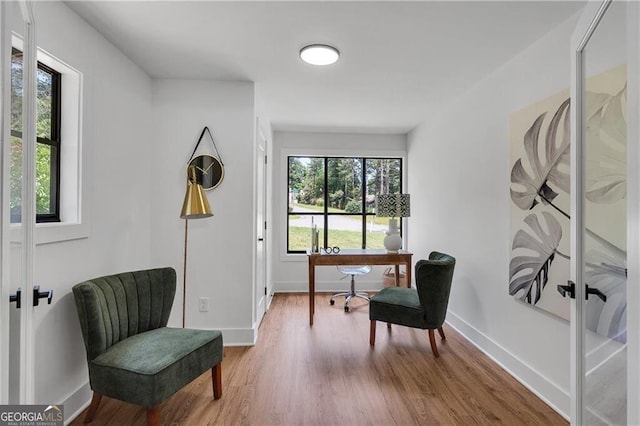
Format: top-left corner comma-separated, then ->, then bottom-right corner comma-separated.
66,1 -> 585,134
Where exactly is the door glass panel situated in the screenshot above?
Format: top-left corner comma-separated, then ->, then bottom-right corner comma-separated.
582,2 -> 627,424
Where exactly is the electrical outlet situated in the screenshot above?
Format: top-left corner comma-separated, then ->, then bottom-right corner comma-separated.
199,297 -> 209,312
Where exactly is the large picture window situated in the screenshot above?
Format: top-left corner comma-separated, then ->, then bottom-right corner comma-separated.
10,47 -> 62,223
287,156 -> 403,253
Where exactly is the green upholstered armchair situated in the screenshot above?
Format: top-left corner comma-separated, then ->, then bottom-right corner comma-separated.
369,251 -> 455,357
72,267 -> 223,425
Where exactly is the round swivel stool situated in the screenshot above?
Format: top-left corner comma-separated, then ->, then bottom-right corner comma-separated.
330,265 -> 372,312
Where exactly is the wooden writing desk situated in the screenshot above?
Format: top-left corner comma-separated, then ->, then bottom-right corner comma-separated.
307,249 -> 413,326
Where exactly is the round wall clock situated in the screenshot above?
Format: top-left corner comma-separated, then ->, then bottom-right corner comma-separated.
188,154 -> 225,190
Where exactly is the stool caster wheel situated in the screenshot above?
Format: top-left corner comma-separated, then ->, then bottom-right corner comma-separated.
330,300 -> 335,306
344,306 -> 350,313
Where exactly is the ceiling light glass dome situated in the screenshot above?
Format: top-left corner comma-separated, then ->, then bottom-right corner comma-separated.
299,44 -> 340,66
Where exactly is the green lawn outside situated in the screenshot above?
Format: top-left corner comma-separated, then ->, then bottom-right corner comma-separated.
288,226 -> 385,251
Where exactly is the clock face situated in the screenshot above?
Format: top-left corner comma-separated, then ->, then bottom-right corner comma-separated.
188,154 -> 224,190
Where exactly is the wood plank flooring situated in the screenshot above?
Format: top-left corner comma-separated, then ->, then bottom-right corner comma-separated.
71,293 -> 567,425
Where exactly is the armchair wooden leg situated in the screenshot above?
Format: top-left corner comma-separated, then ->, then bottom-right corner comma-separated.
212,363 -> 222,399
438,326 -> 446,340
387,322 -> 392,330
84,392 -> 102,423
369,320 -> 376,346
428,329 -> 440,357
146,406 -> 160,426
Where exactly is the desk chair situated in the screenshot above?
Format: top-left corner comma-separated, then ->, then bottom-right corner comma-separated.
331,265 -> 372,312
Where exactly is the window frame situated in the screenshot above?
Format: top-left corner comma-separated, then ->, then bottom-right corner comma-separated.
286,155 -> 404,254
10,47 -> 62,223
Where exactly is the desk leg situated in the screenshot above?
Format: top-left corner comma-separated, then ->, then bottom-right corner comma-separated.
394,264 -> 400,287
309,263 -> 315,326
406,260 -> 412,288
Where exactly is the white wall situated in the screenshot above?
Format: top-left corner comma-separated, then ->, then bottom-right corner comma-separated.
406,15 -> 581,417
272,131 -> 407,293
8,0 -> 154,416
150,79 -> 256,343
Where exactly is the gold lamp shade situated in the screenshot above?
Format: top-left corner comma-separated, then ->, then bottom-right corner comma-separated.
180,166 -> 213,219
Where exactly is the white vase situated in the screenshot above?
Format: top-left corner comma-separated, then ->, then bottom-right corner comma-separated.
383,218 -> 402,252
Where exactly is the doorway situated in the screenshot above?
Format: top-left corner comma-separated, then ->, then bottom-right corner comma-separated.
254,124 -> 268,330
570,1 -> 639,423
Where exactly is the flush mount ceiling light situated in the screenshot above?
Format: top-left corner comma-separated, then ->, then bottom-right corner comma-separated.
299,44 -> 340,66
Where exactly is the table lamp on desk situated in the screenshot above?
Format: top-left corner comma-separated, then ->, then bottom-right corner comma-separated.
375,193 -> 410,252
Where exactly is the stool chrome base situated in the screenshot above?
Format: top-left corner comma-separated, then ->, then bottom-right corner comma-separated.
330,274 -> 370,312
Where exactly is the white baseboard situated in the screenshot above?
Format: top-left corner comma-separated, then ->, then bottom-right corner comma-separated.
62,381 -> 92,425
217,327 -> 257,346
445,310 -> 570,421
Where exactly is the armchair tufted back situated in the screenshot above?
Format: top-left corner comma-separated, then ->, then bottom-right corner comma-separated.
415,251 -> 456,328
73,267 -> 177,361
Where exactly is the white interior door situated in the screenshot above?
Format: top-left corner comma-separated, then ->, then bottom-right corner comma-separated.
570,1 -> 635,423
254,128 -> 267,327
0,0 -> 11,405
1,0 -> 37,404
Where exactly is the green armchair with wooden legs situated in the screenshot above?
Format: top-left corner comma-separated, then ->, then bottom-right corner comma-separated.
369,251 -> 455,357
72,267 -> 223,425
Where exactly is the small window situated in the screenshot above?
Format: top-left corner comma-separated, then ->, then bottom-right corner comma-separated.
287,156 -> 403,253
10,47 -> 62,223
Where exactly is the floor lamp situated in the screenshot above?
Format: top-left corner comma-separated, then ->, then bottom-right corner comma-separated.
180,165 -> 213,328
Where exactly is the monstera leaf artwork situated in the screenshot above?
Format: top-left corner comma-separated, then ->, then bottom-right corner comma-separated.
509,65 -> 627,340
510,98 -> 570,211
586,86 -> 628,204
585,248 -> 627,342
509,212 -> 562,304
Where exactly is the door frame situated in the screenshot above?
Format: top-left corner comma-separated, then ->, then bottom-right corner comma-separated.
253,120 -> 268,332
626,2 -> 640,424
18,0 -> 37,404
570,1 -> 640,423
0,0 -> 38,404
0,0 -> 11,404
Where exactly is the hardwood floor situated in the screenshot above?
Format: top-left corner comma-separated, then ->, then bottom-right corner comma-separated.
71,293 -> 567,425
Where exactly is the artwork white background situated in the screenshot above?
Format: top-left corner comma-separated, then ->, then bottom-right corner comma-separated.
509,89 -> 571,321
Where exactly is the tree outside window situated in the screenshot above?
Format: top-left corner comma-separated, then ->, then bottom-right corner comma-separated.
287,156 -> 402,253
10,48 -> 61,223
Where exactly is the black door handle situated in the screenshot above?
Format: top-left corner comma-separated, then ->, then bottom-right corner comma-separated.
9,288 -> 21,309
586,285 -> 607,303
556,281 -> 607,303
33,285 -> 53,306
9,286 -> 53,308
557,280 -> 575,299
258,238 -> 264,241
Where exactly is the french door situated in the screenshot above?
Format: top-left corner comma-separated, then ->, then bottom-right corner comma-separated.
570,0 -> 639,424
0,0 -> 37,405
0,0 -> 9,405
255,125 -> 268,329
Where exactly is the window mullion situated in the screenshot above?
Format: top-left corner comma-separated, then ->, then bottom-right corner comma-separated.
360,157 -> 367,250
323,157 -> 329,249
